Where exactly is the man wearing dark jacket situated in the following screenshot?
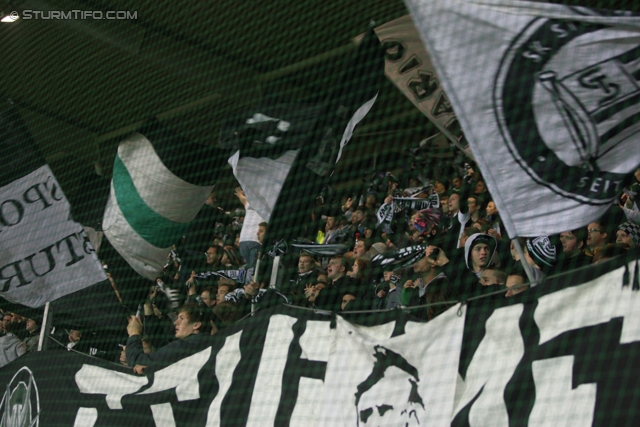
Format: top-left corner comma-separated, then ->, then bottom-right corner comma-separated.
314,256 -> 353,312
425,233 -> 498,300
126,302 -> 211,373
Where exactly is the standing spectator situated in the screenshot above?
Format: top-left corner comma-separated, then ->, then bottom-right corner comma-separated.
235,187 -> 265,273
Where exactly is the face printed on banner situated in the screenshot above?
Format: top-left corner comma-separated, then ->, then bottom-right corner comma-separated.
355,346 -> 425,427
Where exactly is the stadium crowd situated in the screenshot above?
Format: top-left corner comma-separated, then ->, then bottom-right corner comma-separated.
0,158 -> 638,371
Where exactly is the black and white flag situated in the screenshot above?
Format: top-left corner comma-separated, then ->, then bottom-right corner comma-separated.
226,28 -> 385,248
374,15 -> 467,153
0,104 -> 106,307
406,0 -> 640,237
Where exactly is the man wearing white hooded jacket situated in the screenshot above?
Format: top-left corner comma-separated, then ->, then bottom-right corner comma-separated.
425,233 -> 499,300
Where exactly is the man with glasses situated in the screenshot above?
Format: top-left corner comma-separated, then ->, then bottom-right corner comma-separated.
585,221 -> 609,259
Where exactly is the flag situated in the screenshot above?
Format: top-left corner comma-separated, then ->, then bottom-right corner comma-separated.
0,102 -> 106,307
220,99 -> 323,222
374,15 -> 468,155
261,28 -> 385,248
405,0 -> 640,237
102,119 -> 221,280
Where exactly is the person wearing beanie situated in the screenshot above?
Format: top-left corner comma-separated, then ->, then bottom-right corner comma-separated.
524,236 -> 557,276
419,233 -> 499,301
616,222 -> 639,249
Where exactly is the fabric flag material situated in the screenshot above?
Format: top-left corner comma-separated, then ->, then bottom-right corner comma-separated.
319,307 -> 465,427
263,28 -> 385,247
0,104 -> 106,307
374,15 -> 467,154
103,121 -> 218,280
0,254 -> 638,425
405,0 -> 640,237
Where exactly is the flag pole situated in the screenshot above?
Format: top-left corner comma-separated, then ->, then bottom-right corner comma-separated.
37,302 -> 53,351
511,238 -> 537,285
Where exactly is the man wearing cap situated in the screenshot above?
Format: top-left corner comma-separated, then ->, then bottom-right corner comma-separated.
616,222 -> 639,249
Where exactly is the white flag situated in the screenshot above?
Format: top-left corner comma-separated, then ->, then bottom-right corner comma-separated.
405,0 -> 640,237
0,105 -> 106,307
319,305 -> 465,427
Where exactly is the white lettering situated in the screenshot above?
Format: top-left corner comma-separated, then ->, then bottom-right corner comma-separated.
206,331 -> 243,427
73,407 -> 98,427
150,403 -> 177,427
529,357 -> 596,427
74,365 -> 148,409
246,315 -> 296,427
136,347 -> 211,401
452,304 -> 524,427
590,178 -> 602,192
535,262 -> 640,345
577,177 -> 589,188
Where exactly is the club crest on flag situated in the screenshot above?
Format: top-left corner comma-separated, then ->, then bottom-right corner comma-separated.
0,367 -> 39,427
495,16 -> 640,205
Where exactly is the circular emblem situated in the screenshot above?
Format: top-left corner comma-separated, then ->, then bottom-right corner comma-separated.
0,367 -> 40,427
494,17 -> 640,204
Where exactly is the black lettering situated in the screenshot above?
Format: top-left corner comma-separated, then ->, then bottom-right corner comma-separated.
24,244 -> 56,277
56,233 -> 85,267
408,72 -> 439,101
0,260 -> 31,291
44,176 -> 63,202
399,55 -> 421,74
382,40 -> 405,62
80,232 -> 95,255
275,320 -> 327,422
0,199 -> 24,227
23,182 -> 53,210
432,93 -> 454,117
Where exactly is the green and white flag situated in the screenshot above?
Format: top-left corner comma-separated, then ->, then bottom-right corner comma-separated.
103,124 -> 217,280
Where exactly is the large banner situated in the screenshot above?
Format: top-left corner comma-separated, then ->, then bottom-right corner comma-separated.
405,0 -> 640,237
0,257 -> 638,426
374,15 -> 467,153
